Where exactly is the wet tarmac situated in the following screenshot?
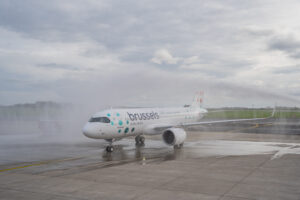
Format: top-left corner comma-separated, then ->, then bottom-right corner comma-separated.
1,120 -> 300,200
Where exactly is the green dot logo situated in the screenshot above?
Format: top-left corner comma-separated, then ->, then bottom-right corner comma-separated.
118,120 -> 123,126
126,120 -> 129,125
116,113 -> 120,116
107,113 -> 111,117
118,129 -> 121,133
124,127 -> 129,133
111,122 -> 114,125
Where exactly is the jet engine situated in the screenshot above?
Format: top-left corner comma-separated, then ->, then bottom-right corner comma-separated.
162,128 -> 186,146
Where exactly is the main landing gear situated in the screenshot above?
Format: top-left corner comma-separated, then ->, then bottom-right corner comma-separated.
135,135 -> 145,146
173,143 -> 184,149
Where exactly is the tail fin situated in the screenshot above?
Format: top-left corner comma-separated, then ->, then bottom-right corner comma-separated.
191,91 -> 204,108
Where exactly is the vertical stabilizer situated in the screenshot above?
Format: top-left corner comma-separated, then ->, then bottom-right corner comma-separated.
191,91 -> 204,108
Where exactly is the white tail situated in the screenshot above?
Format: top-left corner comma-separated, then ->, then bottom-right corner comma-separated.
191,91 -> 204,108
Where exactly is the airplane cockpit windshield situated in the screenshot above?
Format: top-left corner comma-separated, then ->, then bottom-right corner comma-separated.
89,117 -> 110,123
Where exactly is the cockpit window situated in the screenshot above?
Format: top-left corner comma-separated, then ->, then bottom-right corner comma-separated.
89,117 -> 110,123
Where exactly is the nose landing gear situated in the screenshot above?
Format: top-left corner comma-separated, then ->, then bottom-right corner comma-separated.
105,139 -> 115,153
106,145 -> 114,152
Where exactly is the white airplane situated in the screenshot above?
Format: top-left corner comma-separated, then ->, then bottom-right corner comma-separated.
82,93 -> 275,152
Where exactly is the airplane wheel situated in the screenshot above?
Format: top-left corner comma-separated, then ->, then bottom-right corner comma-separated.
135,136 -> 140,143
174,143 -> 183,149
106,146 -> 114,152
139,136 -> 145,144
135,136 -> 145,145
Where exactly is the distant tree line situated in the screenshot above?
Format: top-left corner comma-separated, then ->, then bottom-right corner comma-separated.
208,107 -> 300,111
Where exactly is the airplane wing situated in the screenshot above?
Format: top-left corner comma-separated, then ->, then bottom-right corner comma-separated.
153,107 -> 276,132
181,116 -> 273,127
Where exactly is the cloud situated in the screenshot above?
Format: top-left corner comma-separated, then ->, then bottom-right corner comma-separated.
151,49 -> 180,64
37,63 -> 80,71
183,56 -> 200,65
273,65 -> 300,74
0,0 -> 300,107
242,26 -> 274,37
268,35 -> 300,59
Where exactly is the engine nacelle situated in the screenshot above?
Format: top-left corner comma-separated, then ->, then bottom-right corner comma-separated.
162,128 -> 186,146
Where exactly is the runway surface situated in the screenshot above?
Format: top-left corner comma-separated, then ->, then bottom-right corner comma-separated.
1,119 -> 300,200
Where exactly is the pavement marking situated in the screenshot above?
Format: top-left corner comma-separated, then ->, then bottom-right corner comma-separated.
0,157 -> 83,173
229,123 -> 273,133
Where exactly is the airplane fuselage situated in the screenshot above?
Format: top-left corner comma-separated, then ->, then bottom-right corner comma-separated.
82,106 -> 207,140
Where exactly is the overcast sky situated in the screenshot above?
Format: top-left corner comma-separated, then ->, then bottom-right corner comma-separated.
1,0 -> 300,108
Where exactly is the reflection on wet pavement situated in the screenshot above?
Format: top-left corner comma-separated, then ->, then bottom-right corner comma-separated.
1,130 -> 300,174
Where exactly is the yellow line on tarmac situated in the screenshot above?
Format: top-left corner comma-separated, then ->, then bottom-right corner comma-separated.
0,157 -> 82,173
229,123 -> 273,133
0,163 -> 46,172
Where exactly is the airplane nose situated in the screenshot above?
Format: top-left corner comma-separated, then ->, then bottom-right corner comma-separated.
82,123 -> 99,138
